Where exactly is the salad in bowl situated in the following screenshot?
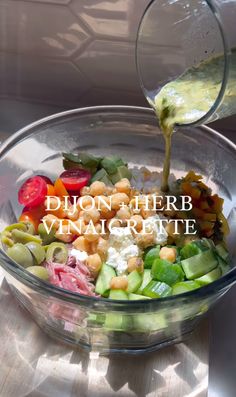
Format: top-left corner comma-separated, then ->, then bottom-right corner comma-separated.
1,152 -> 230,301
0,106 -> 235,353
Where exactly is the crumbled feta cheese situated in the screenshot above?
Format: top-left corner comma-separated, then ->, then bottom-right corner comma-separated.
143,215 -> 168,244
106,227 -> 140,274
71,249 -> 88,262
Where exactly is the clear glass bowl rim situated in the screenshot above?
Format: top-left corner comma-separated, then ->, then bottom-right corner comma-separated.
0,105 -> 236,310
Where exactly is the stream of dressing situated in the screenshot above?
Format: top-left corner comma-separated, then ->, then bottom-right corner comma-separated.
153,51 -> 236,191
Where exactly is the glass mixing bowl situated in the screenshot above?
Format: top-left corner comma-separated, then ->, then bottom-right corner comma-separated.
0,106 -> 236,354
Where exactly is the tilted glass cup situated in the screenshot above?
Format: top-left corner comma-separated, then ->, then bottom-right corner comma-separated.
136,0 -> 236,127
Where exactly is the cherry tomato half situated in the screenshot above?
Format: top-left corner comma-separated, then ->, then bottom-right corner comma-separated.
18,176 -> 47,207
60,168 -> 91,192
37,175 -> 53,185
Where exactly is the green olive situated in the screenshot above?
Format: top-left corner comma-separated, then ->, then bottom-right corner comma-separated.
25,242 -> 45,265
1,223 -> 28,247
20,221 -> 35,235
7,243 -> 34,268
46,242 -> 68,264
38,223 -> 56,245
1,232 -> 14,247
11,229 -> 42,245
4,223 -> 27,232
27,266 -> 49,281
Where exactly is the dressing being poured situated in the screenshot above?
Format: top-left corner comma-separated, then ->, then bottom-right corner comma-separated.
153,51 -> 236,191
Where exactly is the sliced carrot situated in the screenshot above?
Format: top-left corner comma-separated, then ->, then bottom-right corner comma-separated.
47,184 -> 56,196
54,178 -> 69,198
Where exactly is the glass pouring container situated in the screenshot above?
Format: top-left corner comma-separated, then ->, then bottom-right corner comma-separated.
136,0 -> 236,127
0,106 -> 236,354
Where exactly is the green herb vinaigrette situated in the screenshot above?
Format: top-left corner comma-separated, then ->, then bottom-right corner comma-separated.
153,52 -> 236,191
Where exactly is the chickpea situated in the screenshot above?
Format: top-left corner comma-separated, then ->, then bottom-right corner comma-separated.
111,193 -> 130,210
42,214 -> 60,229
65,206 -> 80,221
55,225 -> 74,243
77,195 -> 94,211
69,219 -> 86,236
110,276 -> 128,290
90,240 -> 98,254
84,223 -> 101,242
130,215 -> 143,232
95,195 -> 111,212
104,186 -> 113,196
116,206 -> 131,222
140,207 -> 156,219
83,207 -> 100,224
165,222 -> 176,237
115,178 -> 131,195
86,253 -> 102,276
80,186 -> 90,196
135,232 -> 155,249
106,218 -> 122,230
100,209 -> 116,220
90,181 -> 106,196
97,237 -> 109,261
127,257 -> 144,273
73,236 -> 90,252
159,247 -> 177,263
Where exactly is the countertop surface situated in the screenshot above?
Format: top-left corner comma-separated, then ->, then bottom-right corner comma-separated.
0,109 -> 236,397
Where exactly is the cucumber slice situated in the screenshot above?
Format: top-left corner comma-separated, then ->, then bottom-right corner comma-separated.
196,267 -> 222,285
192,240 -> 209,252
172,281 -> 201,295
101,157 -> 118,175
90,168 -> 108,184
180,243 -> 200,259
63,152 -> 100,170
109,289 -> 128,300
151,259 -> 184,286
127,270 -> 142,293
136,269 -> 152,294
104,313 -> 131,330
110,166 -> 132,184
99,174 -> 113,186
95,264 -> 116,297
134,312 -> 166,332
143,280 -> 172,298
129,293 -> 151,300
144,245 -> 160,269
217,256 -> 231,275
181,249 -> 218,279
215,243 -> 229,261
